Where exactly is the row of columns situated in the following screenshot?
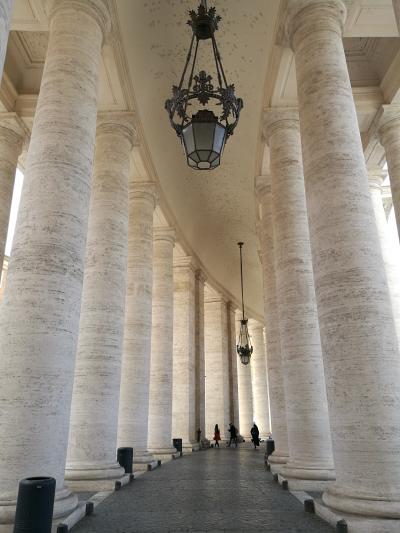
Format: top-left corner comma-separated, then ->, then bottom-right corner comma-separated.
256,0 -> 400,521
0,4 -> 271,528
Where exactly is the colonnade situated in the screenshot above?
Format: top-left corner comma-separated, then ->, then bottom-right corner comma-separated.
0,1 -> 270,528
0,0 -> 399,530
255,0 -> 400,524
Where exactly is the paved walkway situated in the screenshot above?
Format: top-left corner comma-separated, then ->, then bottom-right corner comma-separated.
72,445 -> 333,532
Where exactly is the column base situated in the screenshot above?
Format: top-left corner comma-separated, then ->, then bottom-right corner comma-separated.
0,485 -> 78,530
65,462 -> 126,491
282,462 -> 335,482
133,450 -> 159,471
323,484 -> 400,519
268,451 -> 289,464
149,447 -> 180,462
182,442 -> 200,453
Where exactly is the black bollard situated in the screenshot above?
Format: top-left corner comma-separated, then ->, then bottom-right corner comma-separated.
85,501 -> 94,516
14,476 -> 56,533
336,519 -> 348,532
172,438 -> 183,454
117,447 -> 133,474
304,499 -> 315,513
265,438 -> 275,457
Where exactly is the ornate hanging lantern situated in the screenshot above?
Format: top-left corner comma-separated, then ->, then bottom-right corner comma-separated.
165,0 -> 243,170
236,242 -> 253,365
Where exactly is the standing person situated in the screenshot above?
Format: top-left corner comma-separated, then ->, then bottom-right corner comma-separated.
251,423 -> 260,449
227,423 -> 237,447
214,424 -> 221,448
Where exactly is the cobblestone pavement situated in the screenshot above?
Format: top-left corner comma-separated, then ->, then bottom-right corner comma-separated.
72,445 -> 334,532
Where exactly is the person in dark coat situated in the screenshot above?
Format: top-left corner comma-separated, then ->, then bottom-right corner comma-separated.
250,423 -> 260,449
227,423 -> 237,447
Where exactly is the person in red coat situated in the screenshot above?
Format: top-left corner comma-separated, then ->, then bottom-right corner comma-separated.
214,424 -> 221,448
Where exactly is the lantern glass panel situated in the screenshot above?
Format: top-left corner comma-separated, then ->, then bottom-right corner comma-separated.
193,122 -> 215,151
213,123 -> 226,153
182,124 -> 195,155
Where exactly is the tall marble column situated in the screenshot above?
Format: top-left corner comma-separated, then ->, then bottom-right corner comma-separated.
255,175 -> 289,464
227,302 -> 240,428
368,167 -> 400,343
0,0 -> 110,525
0,113 -> 25,268
264,108 -> 334,484
378,105 -> 400,241
172,256 -> 199,452
117,181 -> 158,470
248,319 -> 270,438
0,1 -> 12,81
393,0 -> 400,33
148,227 -> 178,460
286,0 -> 400,516
65,113 -> 135,490
194,269 -> 206,442
204,287 -> 230,441
236,309 -> 254,438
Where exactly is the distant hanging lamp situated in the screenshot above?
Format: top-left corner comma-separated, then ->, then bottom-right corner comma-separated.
165,0 -> 243,170
236,242 -> 253,365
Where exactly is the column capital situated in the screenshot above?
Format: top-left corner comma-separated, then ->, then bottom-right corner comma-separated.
0,112 -> 29,145
195,269 -> 207,284
173,255 -> 197,272
284,0 -> 346,50
248,318 -> 264,331
96,112 -> 138,148
367,167 -> 387,190
377,104 -> 400,141
254,174 -> 272,198
49,0 -> 111,42
262,107 -> 299,145
204,285 -> 226,304
153,226 -> 176,245
129,181 -> 158,207
227,301 -> 238,314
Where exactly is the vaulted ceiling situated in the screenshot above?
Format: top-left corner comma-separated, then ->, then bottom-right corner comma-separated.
3,0 -> 400,320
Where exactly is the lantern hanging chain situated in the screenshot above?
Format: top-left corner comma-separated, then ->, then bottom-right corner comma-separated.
177,34 -> 195,93
238,242 -> 245,321
211,35 -> 223,90
181,36 -> 199,128
211,34 -> 229,89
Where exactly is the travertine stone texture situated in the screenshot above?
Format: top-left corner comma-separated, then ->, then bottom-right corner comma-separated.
0,114 -> 25,267
227,303 -> 240,428
368,167 -> 400,345
148,227 -> 177,458
235,309 -> 254,438
0,1 -> 12,81
117,181 -> 158,469
194,269 -> 206,439
204,288 -> 230,441
378,105 -> 400,241
65,113 -> 136,489
264,108 -> 334,482
248,319 -> 270,438
255,175 -> 289,464
393,0 -> 400,33
263,327 -> 272,431
172,256 -> 198,451
286,0 -> 400,517
0,0 -> 110,525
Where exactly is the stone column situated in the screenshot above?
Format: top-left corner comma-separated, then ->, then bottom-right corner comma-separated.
393,0 -> 400,34
378,105 -> 400,241
286,0 -> 400,516
227,302 -> 240,428
172,256 -> 199,452
0,1 -> 12,81
255,175 -> 289,465
236,309 -> 254,438
148,227 -> 178,460
264,108 -> 334,485
248,319 -> 270,438
194,269 -> 206,443
368,167 -> 400,344
0,0 -> 110,525
204,287 -> 230,441
117,181 -> 158,470
65,113 -> 135,490
0,113 -> 25,268
263,327 -> 272,433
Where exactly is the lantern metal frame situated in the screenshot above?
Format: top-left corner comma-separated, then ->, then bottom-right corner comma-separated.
236,242 -> 253,365
165,0 -> 243,170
